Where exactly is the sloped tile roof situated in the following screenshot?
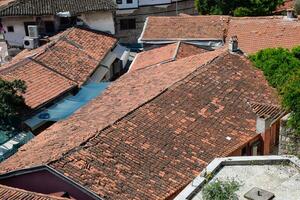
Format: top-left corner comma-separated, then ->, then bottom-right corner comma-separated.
275,0 -> 294,13
130,42 -> 209,71
0,27 -> 117,108
0,60 -> 75,109
140,15 -> 230,41
0,184 -> 68,200
227,16 -> 300,54
0,0 -> 116,17
49,52 -> 279,200
0,49 -> 226,173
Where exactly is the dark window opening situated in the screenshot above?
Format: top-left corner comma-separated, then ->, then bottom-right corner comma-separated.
7,26 -> 14,32
44,21 -> 55,34
120,18 -> 136,30
127,0 -> 133,3
116,0 -> 122,4
242,146 -> 247,156
24,22 -> 36,36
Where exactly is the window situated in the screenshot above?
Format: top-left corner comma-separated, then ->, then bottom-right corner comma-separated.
120,18 -> 136,30
127,0 -> 133,3
44,21 -> 55,34
116,0 -> 122,4
7,26 -> 14,32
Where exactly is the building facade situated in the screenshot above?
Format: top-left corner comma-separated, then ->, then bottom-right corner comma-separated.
115,0 -> 196,43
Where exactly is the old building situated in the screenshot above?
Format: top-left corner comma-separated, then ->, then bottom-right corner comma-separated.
0,0 -> 116,47
0,45 -> 282,199
139,15 -> 300,53
115,0 -> 196,43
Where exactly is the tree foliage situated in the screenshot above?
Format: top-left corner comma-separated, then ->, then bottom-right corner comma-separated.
202,179 -> 240,200
295,0 -> 300,15
194,0 -> 284,16
250,46 -> 300,134
0,79 -> 26,131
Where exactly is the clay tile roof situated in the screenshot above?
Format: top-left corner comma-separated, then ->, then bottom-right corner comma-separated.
0,184 -> 68,200
276,0 -> 295,13
140,15 -> 230,41
49,52 -> 279,200
0,48 -> 226,173
227,16 -> 300,54
130,42 -> 209,71
0,0 -> 116,17
0,60 -> 75,109
249,102 -> 285,120
0,27 -> 117,108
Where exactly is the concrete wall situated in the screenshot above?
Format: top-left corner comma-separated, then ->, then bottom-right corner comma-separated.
279,115 -> 300,157
2,16 -> 35,47
79,11 -> 115,34
115,0 -> 196,43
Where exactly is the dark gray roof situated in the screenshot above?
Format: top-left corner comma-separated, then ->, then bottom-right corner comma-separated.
0,0 -> 116,17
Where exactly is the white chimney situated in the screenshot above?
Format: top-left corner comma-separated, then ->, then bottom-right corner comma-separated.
256,115 -> 272,134
229,36 -> 238,52
285,9 -> 296,20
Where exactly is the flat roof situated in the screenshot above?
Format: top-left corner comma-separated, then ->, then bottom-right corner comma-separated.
175,156 -> 300,200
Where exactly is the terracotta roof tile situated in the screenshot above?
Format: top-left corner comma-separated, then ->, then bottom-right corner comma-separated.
276,0 -> 294,13
0,0 -> 116,17
0,60 -> 75,109
0,27 -> 117,108
0,184 -> 68,200
140,15 -> 230,41
49,52 -> 279,200
228,16 -> 300,54
130,42 -> 209,71
0,49 -> 226,173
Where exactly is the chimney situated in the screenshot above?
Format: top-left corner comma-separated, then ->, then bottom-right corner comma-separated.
228,36 -> 238,52
285,9 -> 296,20
256,115 -> 272,134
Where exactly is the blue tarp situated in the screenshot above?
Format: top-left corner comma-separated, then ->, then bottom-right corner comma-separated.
25,82 -> 109,128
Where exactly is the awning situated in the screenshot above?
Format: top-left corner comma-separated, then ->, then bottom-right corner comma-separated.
25,82 -> 109,129
0,131 -> 34,162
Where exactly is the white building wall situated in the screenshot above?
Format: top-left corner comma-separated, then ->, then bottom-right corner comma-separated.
115,0 -> 139,9
139,0 -> 171,6
2,16 -> 34,47
79,11 -> 115,34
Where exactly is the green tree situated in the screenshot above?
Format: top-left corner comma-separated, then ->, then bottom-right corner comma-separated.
202,179 -> 241,200
250,46 -> 300,134
194,0 -> 284,16
295,0 -> 300,15
0,79 -> 26,131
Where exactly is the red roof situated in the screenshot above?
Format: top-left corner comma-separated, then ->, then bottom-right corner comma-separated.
50,52 -> 278,200
140,15 -> 229,41
228,16 -> 300,54
0,60 -> 75,109
0,27 -> 117,109
276,0 -> 295,13
130,42 -> 209,71
0,49 -> 226,173
0,184 -> 67,200
0,50 -> 279,199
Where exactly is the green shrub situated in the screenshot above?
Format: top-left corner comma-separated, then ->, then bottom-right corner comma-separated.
295,0 -> 300,15
250,46 -> 300,135
234,7 -> 252,16
202,179 -> 241,200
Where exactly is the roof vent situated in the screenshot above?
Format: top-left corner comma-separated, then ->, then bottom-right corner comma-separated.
228,36 -> 238,52
244,187 -> 275,200
285,9 -> 297,20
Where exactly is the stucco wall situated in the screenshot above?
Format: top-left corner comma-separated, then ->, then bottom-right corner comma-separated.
79,11 -> 115,34
115,0 -> 196,43
279,114 -> 300,157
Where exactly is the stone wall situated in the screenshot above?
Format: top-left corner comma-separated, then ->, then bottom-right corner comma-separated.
115,0 -> 196,43
279,114 -> 300,157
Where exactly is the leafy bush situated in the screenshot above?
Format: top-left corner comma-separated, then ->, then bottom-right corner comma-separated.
194,0 -> 284,16
295,0 -> 300,15
250,46 -> 300,134
202,179 -> 241,200
0,79 -> 26,131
